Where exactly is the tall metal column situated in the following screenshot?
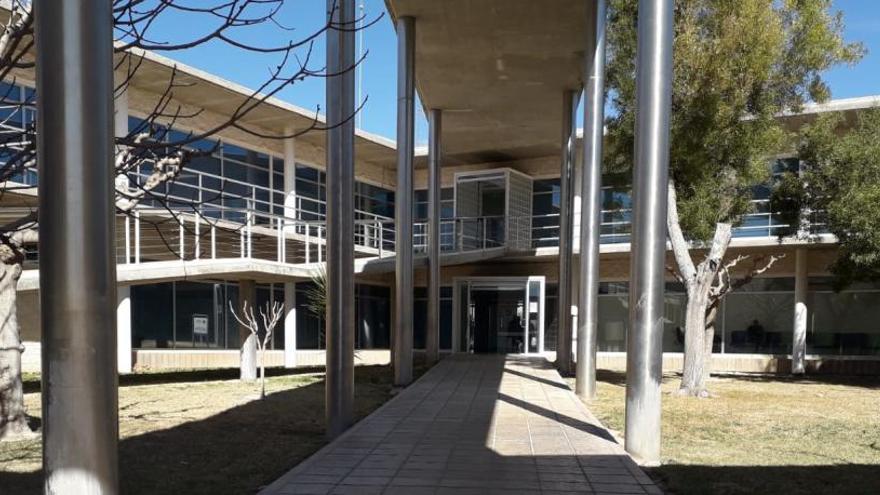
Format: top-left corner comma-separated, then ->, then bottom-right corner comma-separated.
394,16 -> 415,386
557,90 -> 578,376
325,0 -> 356,438
625,0 -> 674,465
35,0 -> 118,492
576,0 -> 608,401
792,248 -> 808,374
426,108 -> 442,364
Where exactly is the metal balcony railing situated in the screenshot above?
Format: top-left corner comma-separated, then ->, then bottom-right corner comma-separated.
530,198 -> 828,248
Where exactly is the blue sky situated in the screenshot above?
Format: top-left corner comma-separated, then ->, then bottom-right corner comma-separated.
140,0 -> 880,145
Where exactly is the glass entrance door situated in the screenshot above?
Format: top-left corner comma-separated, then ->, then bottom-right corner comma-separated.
454,277 -> 545,355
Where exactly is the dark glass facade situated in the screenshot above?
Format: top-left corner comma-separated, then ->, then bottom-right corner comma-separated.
414,286 -> 454,351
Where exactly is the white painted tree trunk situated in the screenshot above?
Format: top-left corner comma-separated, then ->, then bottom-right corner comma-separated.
0,250 -> 29,440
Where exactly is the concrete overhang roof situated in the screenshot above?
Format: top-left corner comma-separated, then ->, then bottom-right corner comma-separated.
384,0 -> 587,166
777,95 -> 880,131
123,49 -> 398,169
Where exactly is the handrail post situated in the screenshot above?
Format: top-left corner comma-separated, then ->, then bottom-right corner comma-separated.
124,215 -> 131,264
179,221 -> 185,260
240,222 -> 245,258
211,224 -> 216,259
135,210 -> 141,263
246,207 -> 253,258
318,225 -> 323,263
305,224 -> 311,263
194,214 -> 200,260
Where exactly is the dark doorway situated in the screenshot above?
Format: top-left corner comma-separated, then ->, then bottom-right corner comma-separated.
471,288 -> 525,354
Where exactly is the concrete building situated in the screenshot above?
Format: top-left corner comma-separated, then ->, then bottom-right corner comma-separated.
9,5 -> 880,380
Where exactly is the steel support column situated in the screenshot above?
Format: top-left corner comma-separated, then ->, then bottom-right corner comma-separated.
557,90 -> 578,376
625,0 -> 674,465
325,0 -> 356,438
426,109 -> 442,364
36,0 -> 118,492
792,248 -> 808,374
394,16 -> 415,386
576,0 -> 608,401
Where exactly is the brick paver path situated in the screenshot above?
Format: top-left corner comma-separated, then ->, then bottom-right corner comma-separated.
260,355 -> 661,494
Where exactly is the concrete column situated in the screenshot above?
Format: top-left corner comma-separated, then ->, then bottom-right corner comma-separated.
283,136 -> 297,223
282,137 -> 298,368
576,0 -> 608,401
284,283 -> 297,368
239,279 -> 257,381
325,0 -> 356,439
792,248 -> 808,374
36,0 -> 119,491
394,16 -> 415,386
557,90 -> 578,376
115,86 -> 133,375
426,109 -> 442,364
117,287 -> 132,374
625,0 -> 674,465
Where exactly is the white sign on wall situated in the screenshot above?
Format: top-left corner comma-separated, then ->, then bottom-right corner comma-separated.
192,314 -> 209,336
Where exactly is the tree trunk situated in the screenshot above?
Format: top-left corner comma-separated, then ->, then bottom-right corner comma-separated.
0,251 -> 29,440
679,288 -> 710,396
667,181 -> 732,397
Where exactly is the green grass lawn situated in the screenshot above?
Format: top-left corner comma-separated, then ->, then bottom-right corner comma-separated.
576,370 -> 880,495
1,364 -> 417,495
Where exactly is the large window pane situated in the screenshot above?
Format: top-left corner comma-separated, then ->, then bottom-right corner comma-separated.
174,281 -> 218,349
723,291 -> 793,354
132,283 -> 174,348
808,290 -> 880,356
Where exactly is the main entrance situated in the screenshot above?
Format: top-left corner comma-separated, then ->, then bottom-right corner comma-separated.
453,276 -> 545,354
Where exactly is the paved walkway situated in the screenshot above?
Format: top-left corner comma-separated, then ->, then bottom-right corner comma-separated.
261,355 -> 661,495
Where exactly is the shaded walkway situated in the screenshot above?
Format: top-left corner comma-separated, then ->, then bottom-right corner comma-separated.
260,355 -> 661,494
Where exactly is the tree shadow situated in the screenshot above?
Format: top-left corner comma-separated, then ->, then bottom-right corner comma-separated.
1,365 -> 402,495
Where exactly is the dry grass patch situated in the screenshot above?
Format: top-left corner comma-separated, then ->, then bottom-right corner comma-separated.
1,365 -> 410,495
573,370 -> 880,494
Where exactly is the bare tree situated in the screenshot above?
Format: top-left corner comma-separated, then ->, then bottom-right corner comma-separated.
229,299 -> 283,400
0,0 -> 376,439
